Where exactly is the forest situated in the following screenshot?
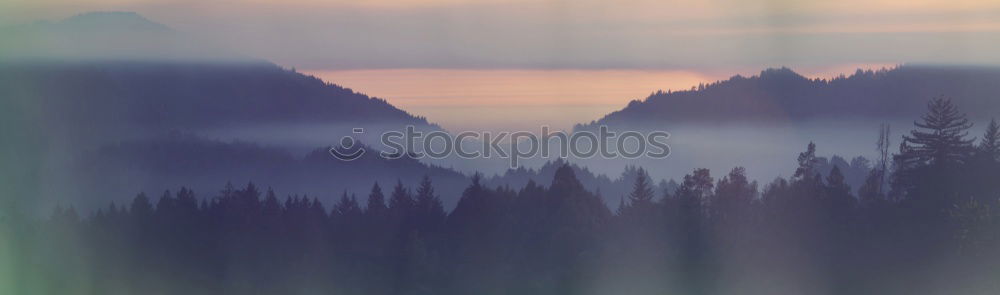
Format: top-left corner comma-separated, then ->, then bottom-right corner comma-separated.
4,97 -> 1000,295
581,66 -> 1000,129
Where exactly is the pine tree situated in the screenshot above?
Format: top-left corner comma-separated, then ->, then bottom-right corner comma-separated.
675,168 -> 713,216
309,197 -> 327,220
547,164 -> 610,224
824,166 -> 854,209
891,98 -> 977,206
858,170 -> 883,205
130,192 -> 153,220
662,179 -> 679,199
627,168 -> 655,208
155,190 -> 176,221
389,180 -> 414,212
366,182 -> 387,217
673,168 -> 712,277
825,166 -> 850,196
978,118 -> 1000,161
414,176 -> 446,231
900,97 -> 975,166
620,167 -> 657,221
712,167 -> 757,221
333,190 -> 361,218
175,187 -> 198,215
262,188 -> 282,220
793,142 -> 819,183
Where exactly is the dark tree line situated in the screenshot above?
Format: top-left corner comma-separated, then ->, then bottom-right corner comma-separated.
581,66 -> 1000,128
5,97 -> 1000,295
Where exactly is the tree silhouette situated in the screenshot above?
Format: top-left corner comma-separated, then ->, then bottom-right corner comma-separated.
413,176 -> 446,233
15,98 -> 1000,295
130,192 -> 153,221
978,118 -> 1000,161
900,97 -> 975,167
366,182 -> 387,217
793,142 -> 820,182
333,190 -> 362,219
620,167 -> 656,221
712,167 -> 757,222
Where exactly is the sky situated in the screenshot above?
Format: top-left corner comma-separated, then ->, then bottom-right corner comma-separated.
306,64 -> 895,131
3,0 -> 999,70
2,0 -> 998,130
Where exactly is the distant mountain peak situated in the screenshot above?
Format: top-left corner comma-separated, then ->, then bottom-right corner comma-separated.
757,67 -> 804,79
59,11 -> 170,32
577,65 -> 1000,129
0,11 -> 246,61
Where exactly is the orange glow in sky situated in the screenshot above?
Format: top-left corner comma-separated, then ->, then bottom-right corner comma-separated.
306,64 -> 896,132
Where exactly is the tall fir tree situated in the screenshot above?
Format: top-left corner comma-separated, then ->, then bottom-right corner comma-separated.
620,167 -> 657,222
333,190 -> 361,218
824,166 -> 855,211
674,168 -> 713,218
978,118 -> 1000,161
712,167 -> 757,221
389,180 -> 414,212
793,142 -> 820,183
627,167 -> 655,208
130,192 -> 153,220
366,182 -> 387,217
414,176 -> 446,231
899,97 -> 975,167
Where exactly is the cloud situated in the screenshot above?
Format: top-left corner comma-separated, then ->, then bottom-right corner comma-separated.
3,0 -> 999,69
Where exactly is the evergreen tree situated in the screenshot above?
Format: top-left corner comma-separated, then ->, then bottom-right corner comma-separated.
676,168 -> 714,202
965,118 -> 1000,203
175,187 -> 198,216
672,168 -> 713,289
673,168 -> 713,223
262,188 -> 282,220
619,167 -> 658,226
978,118 -> 1000,161
858,170 -> 884,205
793,142 -> 820,183
892,98 -> 976,206
333,190 -> 362,218
824,166 -> 856,212
130,192 -> 153,221
156,190 -> 175,218
790,142 -> 826,208
366,182 -> 387,217
825,166 -> 851,198
712,167 -> 757,222
662,179 -> 679,199
389,180 -> 414,212
899,97 -> 975,167
626,168 -> 655,209
414,176 -> 446,232
309,197 -> 328,220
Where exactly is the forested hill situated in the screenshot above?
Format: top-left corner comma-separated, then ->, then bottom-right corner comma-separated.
73,133 -> 469,212
578,65 -> 1000,129
0,12 -> 436,138
0,61 -> 435,137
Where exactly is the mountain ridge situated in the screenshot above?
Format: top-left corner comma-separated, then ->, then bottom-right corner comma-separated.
577,65 -> 1000,130
0,11 -> 240,62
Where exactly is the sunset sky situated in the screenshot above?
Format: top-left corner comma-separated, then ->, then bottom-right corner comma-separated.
3,0 -> 997,130
306,64 -> 896,131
